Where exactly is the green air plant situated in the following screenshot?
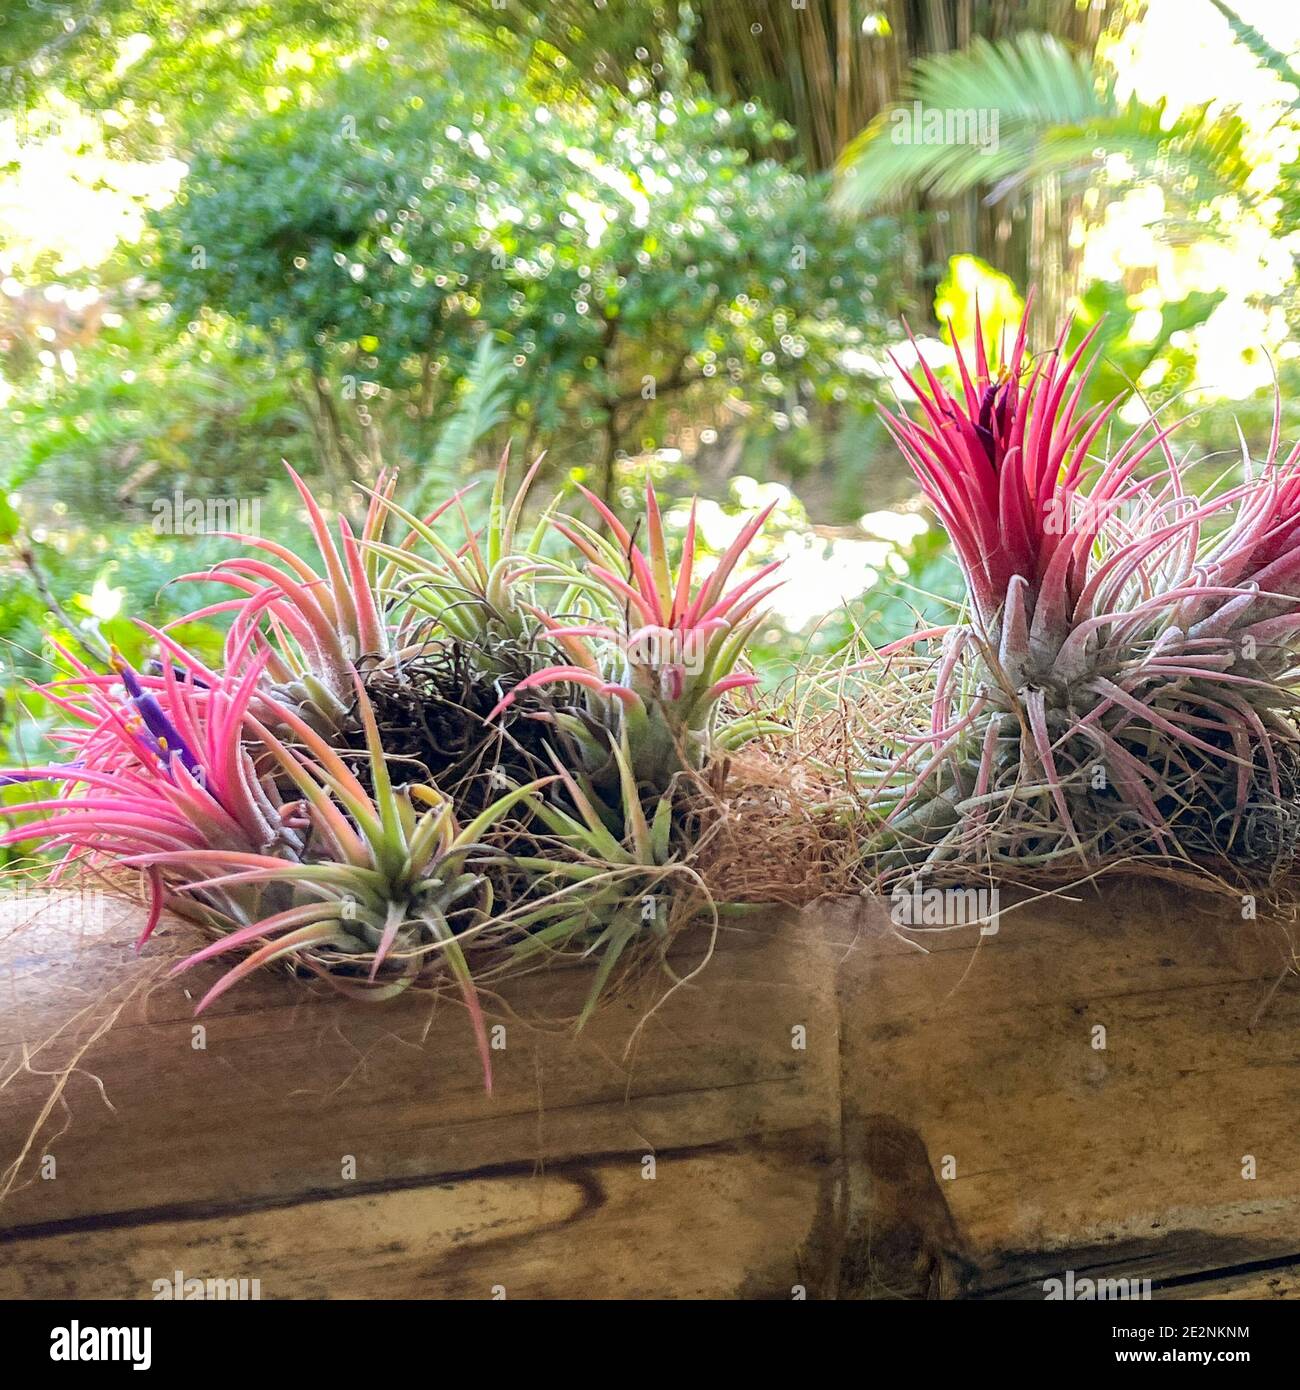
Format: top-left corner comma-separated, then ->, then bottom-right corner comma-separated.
158,681 -> 549,1088
482,729 -> 702,1029
858,306 -> 1300,881
363,447 -> 556,648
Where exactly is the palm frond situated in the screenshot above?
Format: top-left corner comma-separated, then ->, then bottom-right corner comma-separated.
1208,0 -> 1300,104
908,32 -> 1104,127
835,31 -> 1253,214
1021,101 -> 1253,208
835,33 -> 1102,210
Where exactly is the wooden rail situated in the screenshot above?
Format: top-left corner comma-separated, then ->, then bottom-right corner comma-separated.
1,881 -> 1297,1298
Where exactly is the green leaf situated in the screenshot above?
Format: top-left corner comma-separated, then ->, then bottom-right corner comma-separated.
0,494 -> 20,546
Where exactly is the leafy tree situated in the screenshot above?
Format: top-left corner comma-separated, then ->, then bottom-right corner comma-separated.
151,45 -> 908,496
1,2 -> 455,151
0,0 -> 1131,340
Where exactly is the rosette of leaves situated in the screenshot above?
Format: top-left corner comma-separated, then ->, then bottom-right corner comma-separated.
0,638 -> 548,1088
858,307 -> 1300,880
489,481 -> 785,794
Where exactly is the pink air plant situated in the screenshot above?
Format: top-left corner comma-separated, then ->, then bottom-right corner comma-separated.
863,305 -> 1300,877
488,481 -> 783,788
0,638 -> 304,947
170,465 -> 402,735
881,299 -> 1182,657
1,640 -> 541,1090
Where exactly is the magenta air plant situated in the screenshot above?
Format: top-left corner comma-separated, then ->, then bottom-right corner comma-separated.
864,305 -> 1300,876
0,638 -> 304,944
0,636 -> 546,1088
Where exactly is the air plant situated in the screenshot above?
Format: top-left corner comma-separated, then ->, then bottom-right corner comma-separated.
0,461 -> 784,1063
364,447 -> 558,648
482,728 -> 700,1028
172,465 -> 401,737
364,471 -> 785,1015
859,306 -> 1300,879
150,681 -> 547,1088
489,481 -> 785,792
0,634 -> 545,1087
0,638 -> 301,944
167,454 -> 567,812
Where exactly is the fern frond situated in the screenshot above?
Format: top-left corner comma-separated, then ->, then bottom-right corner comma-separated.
416,335 -> 515,505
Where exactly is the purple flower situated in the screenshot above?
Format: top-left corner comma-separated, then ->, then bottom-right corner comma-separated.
113,649 -> 202,776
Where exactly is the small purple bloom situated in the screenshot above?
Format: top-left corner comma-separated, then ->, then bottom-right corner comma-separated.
113,651 -> 203,776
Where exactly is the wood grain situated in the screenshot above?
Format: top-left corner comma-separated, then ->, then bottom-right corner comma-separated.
0,891 -> 838,1298
2,878 -> 1298,1298
824,882 -> 1300,1298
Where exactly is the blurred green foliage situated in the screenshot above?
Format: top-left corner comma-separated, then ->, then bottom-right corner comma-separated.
4,302 -> 312,515
1064,280 -> 1226,414
0,12 -> 917,769
149,42 -> 909,492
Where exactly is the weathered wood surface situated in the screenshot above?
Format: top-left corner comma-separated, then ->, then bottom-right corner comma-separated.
1,879 -> 1298,1298
835,883 -> 1300,1300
